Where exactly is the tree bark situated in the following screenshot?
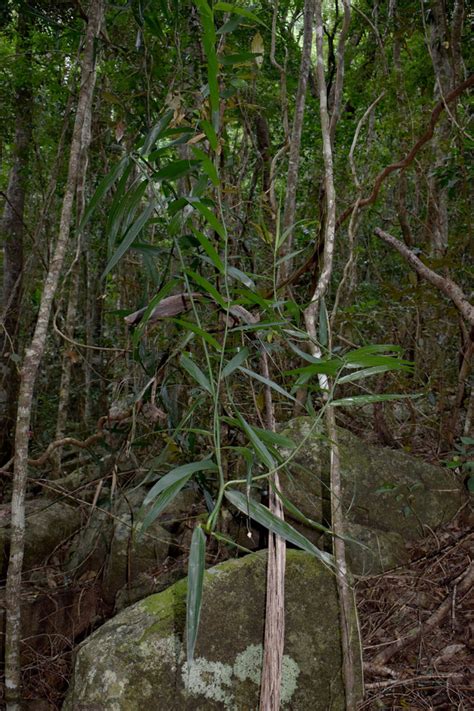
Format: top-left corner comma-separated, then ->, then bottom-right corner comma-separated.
279,0 -> 314,283
259,349 -> 286,711
55,97 -> 93,461
4,2 -> 103,706
303,3 -> 359,709
0,12 -> 33,461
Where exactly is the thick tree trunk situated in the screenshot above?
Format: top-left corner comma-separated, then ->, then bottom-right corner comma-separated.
0,13 -> 32,462
4,2 -> 103,706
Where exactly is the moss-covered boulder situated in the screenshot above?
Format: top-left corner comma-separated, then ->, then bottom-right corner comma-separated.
281,418 -> 464,573
63,550 -> 362,710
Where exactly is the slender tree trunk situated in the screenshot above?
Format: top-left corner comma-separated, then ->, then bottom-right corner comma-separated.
279,0 -> 314,283
4,3 -> 102,706
303,3 -> 359,708
426,0 -> 464,255
0,12 -> 32,462
55,100 -> 93,459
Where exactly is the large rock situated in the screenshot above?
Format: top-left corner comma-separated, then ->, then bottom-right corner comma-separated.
281,418 -> 465,574
64,550 -> 362,710
0,498 -> 82,574
65,487 -> 204,610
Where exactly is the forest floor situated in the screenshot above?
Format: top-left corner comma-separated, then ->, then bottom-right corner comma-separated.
358,510 -> 473,710
13,508 -> 472,710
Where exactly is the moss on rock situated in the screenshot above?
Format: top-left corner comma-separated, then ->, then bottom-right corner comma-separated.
64,550 -> 362,710
281,418 -> 464,573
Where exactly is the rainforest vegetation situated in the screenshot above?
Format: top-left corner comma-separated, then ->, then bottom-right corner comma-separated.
0,0 -> 472,708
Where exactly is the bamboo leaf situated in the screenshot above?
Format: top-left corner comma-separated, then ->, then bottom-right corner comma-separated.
319,298 -> 329,347
103,200 -> 155,278
199,119 -> 218,150
139,476 -> 190,535
251,428 -> 296,450
342,352 -> 412,369
286,360 -> 340,377
222,347 -> 249,377
337,364 -> 402,384
181,353 -> 213,394
214,2 -> 266,27
236,411 -> 275,469
191,146 -> 219,186
107,177 -> 147,258
192,229 -> 224,272
141,109 -> 174,155
238,365 -> 297,402
228,266 -> 255,288
331,393 -> 420,407
195,0 -> 219,130
186,526 -> 206,668
210,531 -> 253,554
186,269 -> 228,309
155,159 -> 200,181
172,317 -> 222,350
225,490 -> 334,568
80,156 -> 129,232
143,459 -> 217,505
188,199 -> 226,239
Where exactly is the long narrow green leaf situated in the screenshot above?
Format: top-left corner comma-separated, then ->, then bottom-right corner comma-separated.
195,0 -> 219,130
222,347 -> 249,377
200,119 -> 218,151
105,163 -> 135,255
172,317 -> 222,350
347,344 -> 403,356
119,180 -> 150,242
337,364 -> 401,385
225,490 -> 334,568
79,156 -> 129,232
213,2 -> 265,26
186,526 -> 206,668
144,459 -> 217,505
251,428 -> 296,450
286,360 -> 340,377
210,531 -> 253,554
236,411 -> 275,469
191,146 -> 219,186
155,159 -> 200,181
141,109 -> 174,155
139,476 -> 190,535
319,298 -> 329,348
331,393 -> 419,407
287,341 -> 325,364
181,354 -> 213,394
238,365 -> 297,402
103,200 -> 155,278
192,229 -> 224,273
342,353 -> 412,369
188,199 -> 226,239
228,266 -> 255,288
185,268 -> 228,309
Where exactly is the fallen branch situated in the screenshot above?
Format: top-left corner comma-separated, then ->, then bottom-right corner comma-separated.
372,561 -> 474,666
365,672 -> 464,690
374,227 -> 474,327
